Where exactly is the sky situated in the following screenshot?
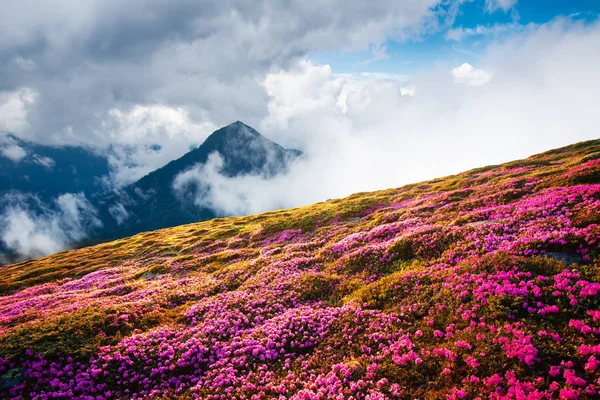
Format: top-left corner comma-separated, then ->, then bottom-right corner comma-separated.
1,0 -> 600,258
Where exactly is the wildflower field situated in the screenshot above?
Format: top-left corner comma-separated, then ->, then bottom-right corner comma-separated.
1,139 -> 599,399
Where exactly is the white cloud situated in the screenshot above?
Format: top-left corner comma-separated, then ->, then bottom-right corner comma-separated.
14,57 -> 36,71
262,62 -> 414,135
107,105 -> 211,146
103,104 -> 216,186
32,155 -> 56,169
173,153 -> 253,215
0,88 -> 37,133
1,209 -> 64,257
108,202 -> 129,225
0,193 -> 101,260
361,43 -> 390,64
333,72 -> 413,113
452,63 -> 492,86
445,22 -> 522,41
1,145 -> 27,162
485,0 -> 518,13
262,61 -> 346,131
177,18 -> 600,217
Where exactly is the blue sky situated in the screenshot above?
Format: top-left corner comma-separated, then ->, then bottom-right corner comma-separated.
309,0 -> 600,77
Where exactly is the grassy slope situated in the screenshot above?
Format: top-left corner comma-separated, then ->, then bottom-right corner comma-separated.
0,139 -> 599,399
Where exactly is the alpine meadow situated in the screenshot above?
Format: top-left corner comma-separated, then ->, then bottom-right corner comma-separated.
1,1 -> 600,399
1,140 -> 599,398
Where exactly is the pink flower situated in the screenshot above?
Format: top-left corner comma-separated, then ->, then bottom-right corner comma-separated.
451,387 -> 467,399
585,355 -> 598,372
483,374 -> 503,387
588,310 -> 600,321
454,340 -> 472,350
559,388 -> 580,399
563,369 -> 586,387
464,356 -> 480,368
579,344 -> 600,356
569,319 -> 593,334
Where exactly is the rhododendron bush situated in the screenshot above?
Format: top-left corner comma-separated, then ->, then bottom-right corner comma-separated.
1,139 -> 599,399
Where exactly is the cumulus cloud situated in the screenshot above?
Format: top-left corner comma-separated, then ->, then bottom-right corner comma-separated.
173,18 -> 600,217
103,104 -> 216,186
1,144 -> 27,162
0,88 -> 37,133
262,61 -> 346,131
452,63 -> 492,86
0,193 -> 102,260
485,0 -> 518,13
0,0 -> 445,184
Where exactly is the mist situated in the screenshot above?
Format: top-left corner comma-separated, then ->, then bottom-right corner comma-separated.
174,18 -> 600,216
2,11 -> 599,261
0,192 -> 101,260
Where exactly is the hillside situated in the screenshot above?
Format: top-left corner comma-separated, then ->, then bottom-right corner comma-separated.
0,139 -> 599,399
0,122 -> 301,263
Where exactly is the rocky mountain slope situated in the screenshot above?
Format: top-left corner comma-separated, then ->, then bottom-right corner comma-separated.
0,139 -> 599,399
94,121 -> 302,241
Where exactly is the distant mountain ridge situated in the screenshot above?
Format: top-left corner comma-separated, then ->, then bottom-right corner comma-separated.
0,121 -> 302,262
93,121 -> 302,241
0,135 -> 111,263
0,134 -> 110,200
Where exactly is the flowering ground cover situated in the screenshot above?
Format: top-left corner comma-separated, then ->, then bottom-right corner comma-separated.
0,139 -> 599,399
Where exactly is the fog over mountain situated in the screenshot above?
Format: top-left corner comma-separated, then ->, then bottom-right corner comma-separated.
95,121 -> 302,241
1,122 -> 301,261
1,1 -> 600,261
1,2 -> 600,399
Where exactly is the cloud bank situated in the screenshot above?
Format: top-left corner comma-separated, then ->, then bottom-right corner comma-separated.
2,2 -> 600,261
1,144 -> 27,162
0,193 -> 101,260
176,18 -> 600,216
0,0 -> 445,186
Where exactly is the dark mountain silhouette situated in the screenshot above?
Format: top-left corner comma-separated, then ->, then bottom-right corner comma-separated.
93,121 -> 302,240
0,134 -> 110,201
0,122 -> 301,261
0,135 -> 111,263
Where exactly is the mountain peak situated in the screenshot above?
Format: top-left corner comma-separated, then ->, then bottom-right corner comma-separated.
212,121 -> 261,141
94,121 -> 302,240
229,120 -> 248,128
200,121 -> 272,155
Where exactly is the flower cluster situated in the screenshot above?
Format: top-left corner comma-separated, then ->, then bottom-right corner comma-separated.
0,140 -> 599,399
